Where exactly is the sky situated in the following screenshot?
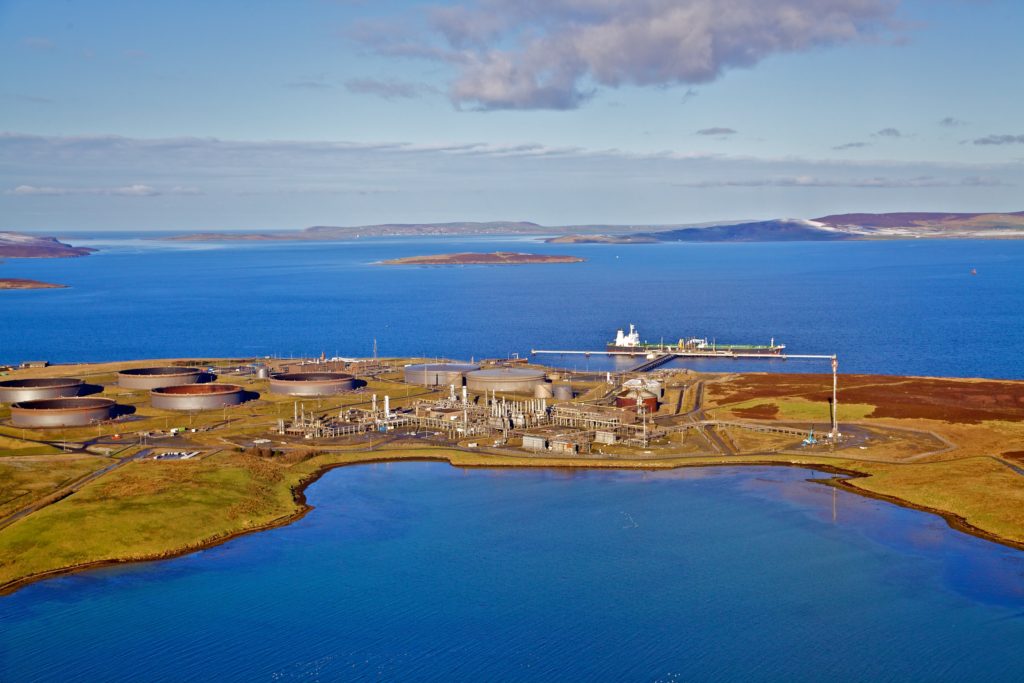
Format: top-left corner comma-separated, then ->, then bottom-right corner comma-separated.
1,0 -> 1023,231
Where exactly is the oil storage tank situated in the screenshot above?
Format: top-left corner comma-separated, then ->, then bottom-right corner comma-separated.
269,372 -> 356,396
0,378 -> 84,404
552,384 -> 574,401
403,362 -> 480,387
466,368 -> 546,394
11,397 -> 116,427
615,387 -> 659,413
151,384 -> 246,410
119,367 -> 203,390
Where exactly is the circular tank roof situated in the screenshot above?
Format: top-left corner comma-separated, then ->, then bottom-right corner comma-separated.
270,372 -> 355,383
467,368 -> 546,380
405,363 -> 480,373
120,367 -> 202,377
152,383 -> 242,396
0,378 -> 83,390
11,397 -> 115,411
0,377 -> 85,403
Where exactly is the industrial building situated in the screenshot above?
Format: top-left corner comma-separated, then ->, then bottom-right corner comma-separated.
119,367 -> 204,390
150,384 -> 247,411
521,426 -> 590,455
10,397 -> 116,427
551,404 -> 637,430
403,362 -> 480,387
0,377 -> 84,404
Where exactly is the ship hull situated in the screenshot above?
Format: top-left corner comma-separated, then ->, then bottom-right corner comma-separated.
606,343 -> 786,355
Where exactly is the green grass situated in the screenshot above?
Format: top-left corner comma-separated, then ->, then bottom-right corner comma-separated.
0,455 -> 107,518
717,397 -> 876,422
848,458 -> 1024,544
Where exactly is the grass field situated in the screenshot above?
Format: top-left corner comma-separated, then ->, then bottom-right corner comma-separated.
0,455 -> 108,518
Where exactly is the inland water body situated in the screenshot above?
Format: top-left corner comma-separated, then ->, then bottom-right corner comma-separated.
2,235 -> 1024,378
3,463 -> 1024,681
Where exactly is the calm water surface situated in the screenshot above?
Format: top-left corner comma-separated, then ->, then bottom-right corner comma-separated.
2,463 -> 1024,682
2,236 -> 1022,378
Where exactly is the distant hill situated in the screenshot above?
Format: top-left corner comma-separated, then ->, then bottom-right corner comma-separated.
634,219 -> 851,242
162,220 -> 736,242
168,221 -> 554,241
157,211 -> 1024,244
814,211 -> 1024,235
0,232 -> 95,258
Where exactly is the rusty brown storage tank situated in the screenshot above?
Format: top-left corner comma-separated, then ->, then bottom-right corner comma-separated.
0,377 -> 84,403
269,372 -> 356,396
403,362 -> 480,387
466,368 -> 546,393
615,389 -> 659,413
118,367 -> 203,390
10,397 -> 116,427
151,383 -> 245,410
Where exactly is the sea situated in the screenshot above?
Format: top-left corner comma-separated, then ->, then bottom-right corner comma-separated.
2,235 -> 1024,681
1,234 -> 1023,377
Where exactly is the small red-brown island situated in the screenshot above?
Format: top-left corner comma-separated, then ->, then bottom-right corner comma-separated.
378,251 -> 584,266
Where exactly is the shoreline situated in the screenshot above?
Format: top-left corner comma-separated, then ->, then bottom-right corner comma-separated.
3,452 -> 1022,597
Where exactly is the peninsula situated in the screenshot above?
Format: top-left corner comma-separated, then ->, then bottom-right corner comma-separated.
2,355 -> 1024,594
378,251 -> 583,266
0,232 -> 94,258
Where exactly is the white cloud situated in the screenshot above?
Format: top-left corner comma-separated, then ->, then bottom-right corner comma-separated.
973,134 -> 1024,146
6,183 -> 200,197
675,175 -> 1008,189
696,127 -> 737,136
363,0 -> 903,110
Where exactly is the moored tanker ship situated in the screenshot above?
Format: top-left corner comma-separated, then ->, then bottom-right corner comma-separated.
607,324 -> 786,355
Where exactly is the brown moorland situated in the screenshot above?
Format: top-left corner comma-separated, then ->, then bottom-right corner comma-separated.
707,373 -> 1024,424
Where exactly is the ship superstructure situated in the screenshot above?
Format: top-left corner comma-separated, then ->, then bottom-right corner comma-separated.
607,324 -> 785,355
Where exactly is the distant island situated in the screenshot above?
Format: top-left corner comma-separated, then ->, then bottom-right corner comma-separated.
379,251 -> 584,266
547,234 -> 657,244
0,232 -> 95,258
159,211 -> 1024,244
548,211 -> 1024,243
160,220 -> 731,242
0,278 -> 66,290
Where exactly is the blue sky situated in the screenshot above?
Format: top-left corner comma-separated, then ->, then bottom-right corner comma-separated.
2,0 -> 1023,231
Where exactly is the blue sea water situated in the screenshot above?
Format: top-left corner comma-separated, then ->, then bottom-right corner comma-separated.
3,463 -> 1024,682
2,235 -> 1023,378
